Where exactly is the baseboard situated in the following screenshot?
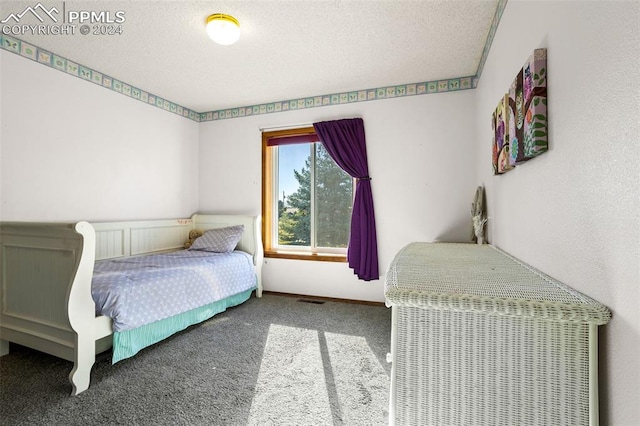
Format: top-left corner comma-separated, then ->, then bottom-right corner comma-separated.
262,291 -> 386,307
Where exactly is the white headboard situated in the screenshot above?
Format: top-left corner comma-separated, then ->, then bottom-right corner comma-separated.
91,214 -> 263,266
92,219 -> 193,260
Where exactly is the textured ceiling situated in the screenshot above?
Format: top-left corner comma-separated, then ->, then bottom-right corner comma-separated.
1,0 -> 499,112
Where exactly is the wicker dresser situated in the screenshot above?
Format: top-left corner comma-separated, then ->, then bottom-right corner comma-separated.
384,242 -> 611,426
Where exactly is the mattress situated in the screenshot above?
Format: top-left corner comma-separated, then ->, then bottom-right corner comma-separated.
92,250 -> 257,332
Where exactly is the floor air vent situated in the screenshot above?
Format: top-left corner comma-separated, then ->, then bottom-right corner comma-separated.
297,299 -> 325,305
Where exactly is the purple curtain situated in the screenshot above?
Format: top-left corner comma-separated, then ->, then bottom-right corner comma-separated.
313,118 -> 379,281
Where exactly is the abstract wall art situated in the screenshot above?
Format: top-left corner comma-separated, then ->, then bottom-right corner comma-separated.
493,48 -> 548,175
510,48 -> 548,164
492,94 -> 513,174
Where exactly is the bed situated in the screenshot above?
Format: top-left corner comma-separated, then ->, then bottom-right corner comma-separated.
0,214 -> 263,395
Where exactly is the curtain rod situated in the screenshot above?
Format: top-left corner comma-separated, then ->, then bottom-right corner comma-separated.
258,122 -> 314,132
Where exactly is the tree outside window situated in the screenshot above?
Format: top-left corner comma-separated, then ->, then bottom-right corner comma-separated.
262,128 -> 353,261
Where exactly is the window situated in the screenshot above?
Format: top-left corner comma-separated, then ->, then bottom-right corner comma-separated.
262,127 -> 353,261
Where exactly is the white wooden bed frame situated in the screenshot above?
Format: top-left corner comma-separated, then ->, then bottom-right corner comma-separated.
0,214 -> 263,395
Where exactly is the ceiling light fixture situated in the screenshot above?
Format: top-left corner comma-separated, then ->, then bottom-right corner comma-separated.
206,13 -> 241,46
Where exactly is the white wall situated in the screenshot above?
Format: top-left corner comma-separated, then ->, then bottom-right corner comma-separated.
0,51 -> 199,222
474,1 -> 640,424
199,91 -> 477,302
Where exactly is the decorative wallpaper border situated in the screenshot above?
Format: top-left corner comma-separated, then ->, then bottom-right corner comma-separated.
475,0 -> 508,83
0,0 -> 508,123
0,34 -> 201,121
198,77 -> 475,122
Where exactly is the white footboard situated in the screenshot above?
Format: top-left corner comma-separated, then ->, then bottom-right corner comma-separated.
0,221 -> 110,395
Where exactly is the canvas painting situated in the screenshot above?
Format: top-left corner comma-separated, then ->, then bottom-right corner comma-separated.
508,48 -> 548,164
492,94 -> 513,174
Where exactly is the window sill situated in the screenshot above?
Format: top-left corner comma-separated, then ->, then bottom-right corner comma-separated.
265,250 -> 347,263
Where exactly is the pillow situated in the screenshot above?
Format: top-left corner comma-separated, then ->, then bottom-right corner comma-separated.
188,225 -> 244,253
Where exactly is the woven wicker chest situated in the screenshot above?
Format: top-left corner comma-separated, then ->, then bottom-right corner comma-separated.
384,243 -> 611,426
